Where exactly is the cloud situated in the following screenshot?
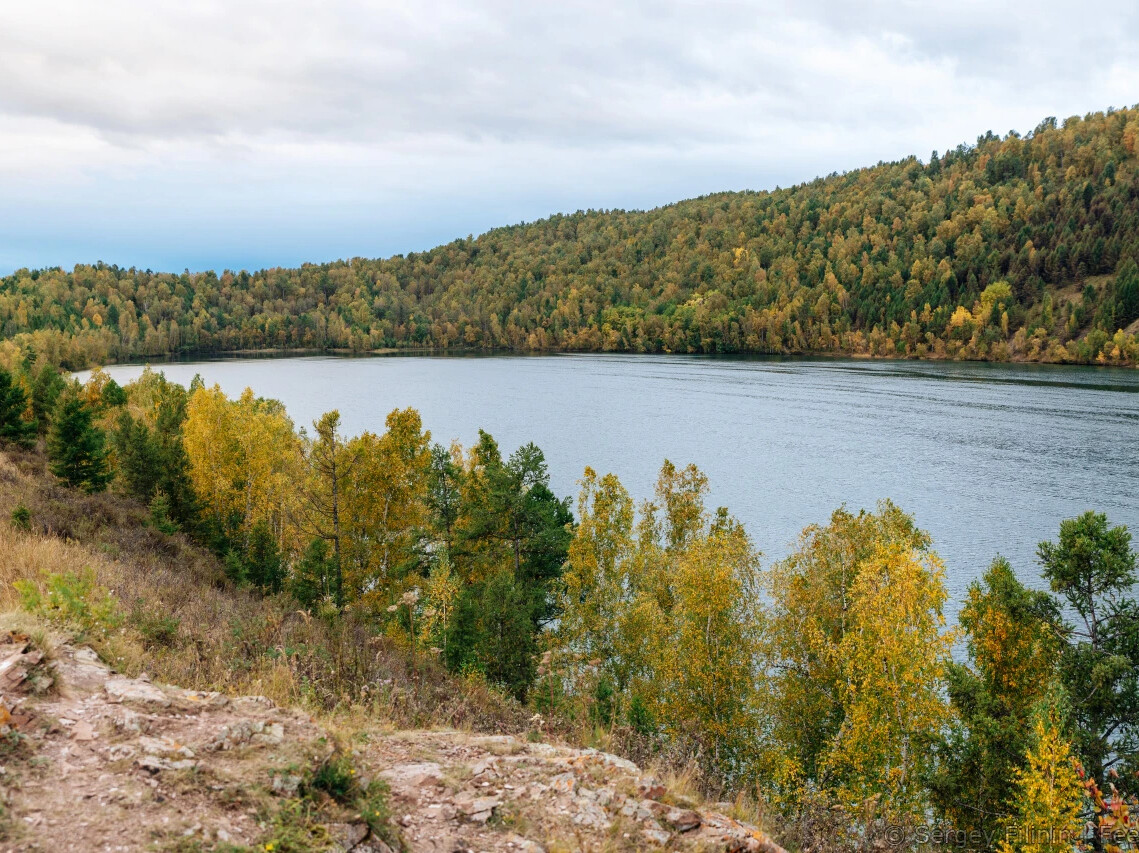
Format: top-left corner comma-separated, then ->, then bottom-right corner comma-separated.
1,0 -> 1137,273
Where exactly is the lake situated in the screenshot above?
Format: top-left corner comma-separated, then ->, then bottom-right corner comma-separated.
86,354 -> 1139,620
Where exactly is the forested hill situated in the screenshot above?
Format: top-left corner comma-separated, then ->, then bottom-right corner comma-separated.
4,108 -> 1139,369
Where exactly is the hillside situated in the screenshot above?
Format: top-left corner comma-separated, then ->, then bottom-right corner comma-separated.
2,108 -> 1139,369
0,447 -> 784,852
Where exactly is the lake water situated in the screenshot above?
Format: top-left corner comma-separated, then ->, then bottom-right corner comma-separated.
87,354 -> 1139,621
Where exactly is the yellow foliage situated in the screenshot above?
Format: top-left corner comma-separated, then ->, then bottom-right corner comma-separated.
998,709 -> 1084,853
183,385 -> 301,542
760,502 -> 955,815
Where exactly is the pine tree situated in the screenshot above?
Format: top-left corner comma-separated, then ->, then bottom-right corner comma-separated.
47,395 -> 110,492
0,368 -> 35,448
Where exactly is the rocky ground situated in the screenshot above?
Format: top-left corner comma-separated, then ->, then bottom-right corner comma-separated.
0,631 -> 784,852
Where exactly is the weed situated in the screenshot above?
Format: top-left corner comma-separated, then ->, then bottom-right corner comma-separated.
14,568 -> 121,637
10,504 -> 30,531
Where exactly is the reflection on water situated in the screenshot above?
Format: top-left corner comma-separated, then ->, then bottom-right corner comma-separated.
87,354 -> 1139,623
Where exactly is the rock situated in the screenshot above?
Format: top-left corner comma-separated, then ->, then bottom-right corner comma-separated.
725,836 -> 788,853
71,720 -> 95,741
570,800 -> 610,830
56,646 -> 108,693
664,806 -> 701,832
327,821 -> 369,851
377,761 -> 443,788
549,771 -> 576,794
105,707 -> 148,735
231,695 -> 275,712
253,722 -> 285,746
135,755 -> 167,774
637,776 -> 665,799
134,754 -> 197,774
271,773 -> 302,797
138,735 -> 194,759
205,719 -> 271,751
455,794 -> 501,823
107,744 -> 136,761
470,756 -> 499,777
105,677 -> 170,708
504,834 -> 545,853
641,826 -> 671,845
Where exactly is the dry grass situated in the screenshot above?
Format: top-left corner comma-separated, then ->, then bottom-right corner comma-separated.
0,446 -> 527,734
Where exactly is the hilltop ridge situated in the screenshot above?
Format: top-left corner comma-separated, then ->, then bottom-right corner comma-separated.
2,107 -> 1138,368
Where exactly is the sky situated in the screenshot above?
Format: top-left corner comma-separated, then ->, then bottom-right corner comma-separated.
2,0 -> 1138,276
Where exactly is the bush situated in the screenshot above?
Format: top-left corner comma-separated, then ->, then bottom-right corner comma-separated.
10,504 -> 30,531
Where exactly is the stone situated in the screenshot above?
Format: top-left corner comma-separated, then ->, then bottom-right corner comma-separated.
271,773 -> 302,797
138,735 -> 194,759
327,821 -> 369,851
455,794 -> 501,823
252,722 -> 284,746
549,772 -> 576,794
641,827 -> 671,845
664,807 -> 701,832
377,761 -> 443,788
636,776 -> 665,799
105,678 -> 170,708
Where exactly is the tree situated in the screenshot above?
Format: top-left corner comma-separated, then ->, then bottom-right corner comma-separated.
998,703 -> 1084,853
0,368 -> 35,447
28,365 -> 66,432
340,408 -> 432,610
760,502 -> 955,816
654,511 -> 763,784
182,385 -> 299,549
1037,512 -> 1139,797
295,410 -> 356,606
929,558 -> 1060,841
555,461 -> 762,783
47,394 -> 111,492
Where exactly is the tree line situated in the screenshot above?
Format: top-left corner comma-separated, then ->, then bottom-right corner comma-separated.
2,109 -> 1139,370
1,362 -> 1137,850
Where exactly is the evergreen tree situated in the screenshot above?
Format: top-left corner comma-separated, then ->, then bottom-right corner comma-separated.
929,558 -> 1060,841
0,368 -> 36,448
47,395 -> 110,492
1037,512 -> 1139,796
29,365 -> 65,433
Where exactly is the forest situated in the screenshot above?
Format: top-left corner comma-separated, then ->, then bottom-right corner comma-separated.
2,108 -> 1139,369
2,361 -> 1136,851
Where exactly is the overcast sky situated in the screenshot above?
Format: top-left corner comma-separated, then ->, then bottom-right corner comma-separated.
2,0 -> 1137,276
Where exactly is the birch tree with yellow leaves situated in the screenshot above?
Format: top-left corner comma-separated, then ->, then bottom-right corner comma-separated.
182,385 -> 301,548
340,407 -> 431,610
760,502 -> 955,816
998,705 -> 1085,853
554,461 -> 763,783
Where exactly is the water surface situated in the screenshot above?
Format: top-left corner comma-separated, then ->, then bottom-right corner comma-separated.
89,354 -> 1139,620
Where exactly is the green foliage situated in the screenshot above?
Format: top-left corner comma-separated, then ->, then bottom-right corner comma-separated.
301,752 -> 397,844
47,393 -> 110,492
928,558 -> 1060,841
5,108 -> 1139,367
245,520 -> 284,592
15,568 -> 122,636
290,538 -> 336,608
10,503 -> 31,531
28,365 -> 65,432
0,368 -> 35,447
111,371 -> 199,528
446,569 -> 539,701
148,492 -> 180,535
1037,511 -> 1139,790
